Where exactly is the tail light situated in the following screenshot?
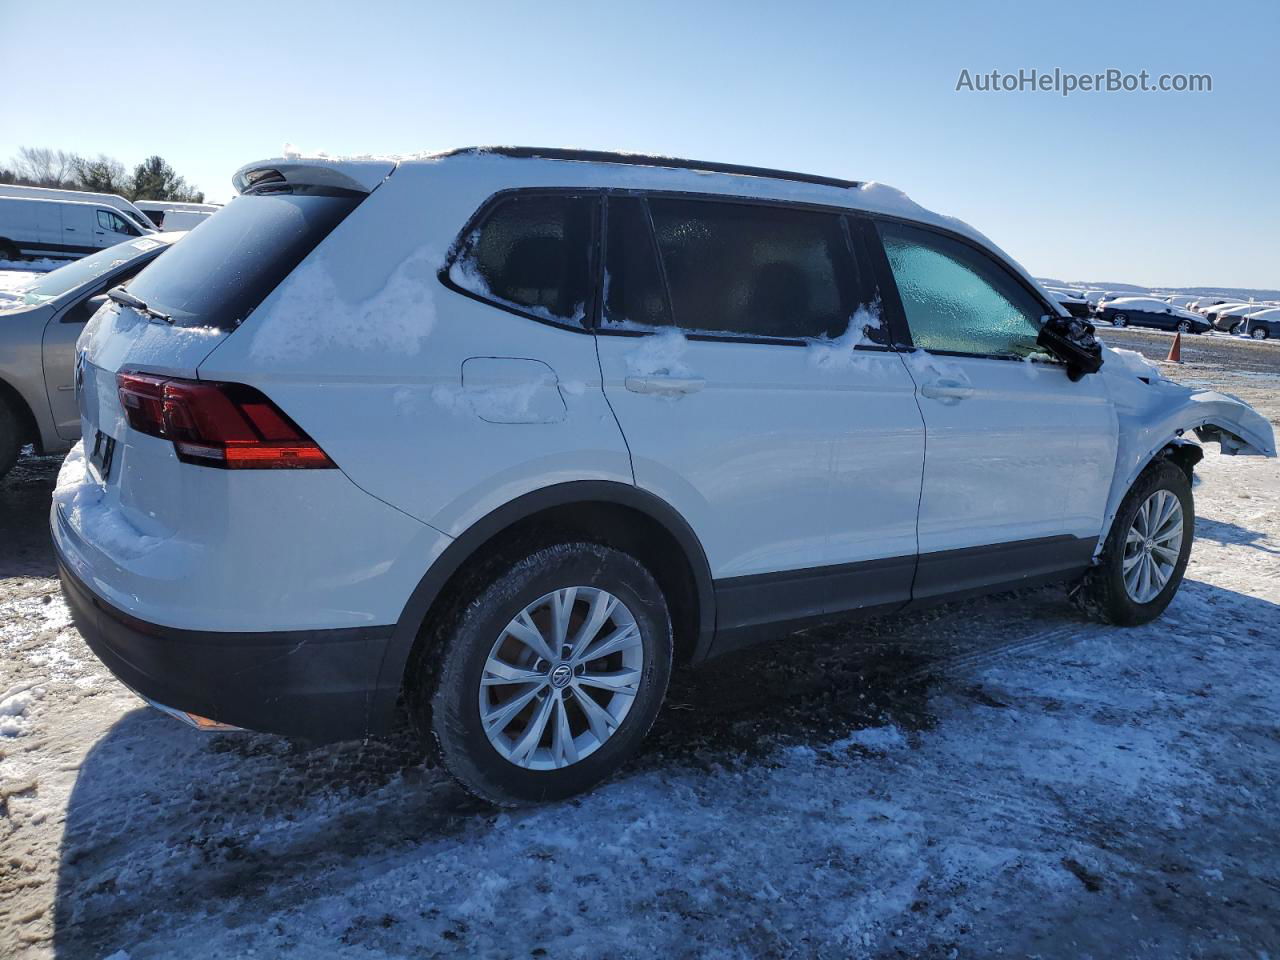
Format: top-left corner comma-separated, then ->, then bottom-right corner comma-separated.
117,373 -> 335,469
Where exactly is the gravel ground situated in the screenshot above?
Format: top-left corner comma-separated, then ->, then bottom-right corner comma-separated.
1,341 -> 1278,959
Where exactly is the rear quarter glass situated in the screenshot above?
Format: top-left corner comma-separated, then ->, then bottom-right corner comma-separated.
123,191 -> 362,331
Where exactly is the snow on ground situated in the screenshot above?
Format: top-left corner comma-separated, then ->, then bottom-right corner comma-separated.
1,358 -> 1278,958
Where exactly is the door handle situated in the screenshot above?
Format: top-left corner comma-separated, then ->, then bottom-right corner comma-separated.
920,379 -> 975,401
624,375 -> 706,396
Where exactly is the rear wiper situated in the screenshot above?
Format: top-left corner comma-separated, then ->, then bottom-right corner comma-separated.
108,286 -> 172,324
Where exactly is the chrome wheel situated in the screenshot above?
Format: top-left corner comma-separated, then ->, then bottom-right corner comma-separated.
1252,327 -> 1268,340
479,587 -> 643,771
1122,489 -> 1184,604
1112,314 -> 1127,327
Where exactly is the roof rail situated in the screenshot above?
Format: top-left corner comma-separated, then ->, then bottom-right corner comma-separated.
440,146 -> 861,190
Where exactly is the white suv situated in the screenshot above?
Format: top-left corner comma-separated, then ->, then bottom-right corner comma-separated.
52,148 -> 1276,805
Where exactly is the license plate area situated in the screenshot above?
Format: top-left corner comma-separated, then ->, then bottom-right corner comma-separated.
88,430 -> 117,483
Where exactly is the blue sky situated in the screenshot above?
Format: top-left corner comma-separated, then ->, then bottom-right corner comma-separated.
2,0 -> 1276,288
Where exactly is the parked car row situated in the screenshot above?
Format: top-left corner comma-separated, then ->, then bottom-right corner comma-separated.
25,146 -> 1274,805
1042,284 -> 1279,339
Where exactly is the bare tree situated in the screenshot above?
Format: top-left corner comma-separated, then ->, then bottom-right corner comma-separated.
8,146 -> 79,187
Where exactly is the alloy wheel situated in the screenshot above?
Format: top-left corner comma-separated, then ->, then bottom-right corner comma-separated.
1122,489 -> 1184,604
478,587 -> 643,771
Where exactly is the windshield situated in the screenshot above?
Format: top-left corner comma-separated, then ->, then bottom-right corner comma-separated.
14,237 -> 169,306
124,192 -> 361,330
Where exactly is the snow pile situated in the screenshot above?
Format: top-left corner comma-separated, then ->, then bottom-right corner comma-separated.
1105,346 -> 1164,381
250,246 -> 441,363
808,302 -> 882,371
625,328 -> 692,376
0,258 -> 60,275
51,442 -> 160,560
832,723 -> 908,753
902,347 -> 969,383
1,682 -> 45,737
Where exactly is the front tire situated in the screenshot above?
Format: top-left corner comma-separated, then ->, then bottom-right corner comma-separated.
1176,319 -> 1192,333
1252,327 -> 1269,341
1077,460 -> 1193,626
412,542 -> 673,806
1111,313 -> 1128,327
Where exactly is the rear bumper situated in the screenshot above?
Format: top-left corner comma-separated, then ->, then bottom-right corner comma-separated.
57,551 -> 395,742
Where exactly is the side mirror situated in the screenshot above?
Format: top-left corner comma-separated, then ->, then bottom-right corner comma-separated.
1037,314 -> 1103,382
87,295 -> 110,313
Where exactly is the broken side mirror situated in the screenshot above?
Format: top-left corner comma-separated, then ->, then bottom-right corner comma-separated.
1037,314 -> 1103,382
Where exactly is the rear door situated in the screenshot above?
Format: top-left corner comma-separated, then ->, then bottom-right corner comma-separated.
595,195 -> 924,646
872,218 -> 1117,602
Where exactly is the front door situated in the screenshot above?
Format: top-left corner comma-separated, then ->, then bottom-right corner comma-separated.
94,209 -> 138,248
873,219 -> 1117,601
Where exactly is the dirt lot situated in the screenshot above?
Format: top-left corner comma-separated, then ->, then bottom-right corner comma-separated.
1,336 -> 1278,959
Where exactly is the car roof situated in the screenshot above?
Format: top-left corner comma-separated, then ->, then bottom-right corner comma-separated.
232,147 -> 1068,318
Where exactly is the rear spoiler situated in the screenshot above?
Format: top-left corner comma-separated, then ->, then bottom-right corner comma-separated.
231,157 -> 398,196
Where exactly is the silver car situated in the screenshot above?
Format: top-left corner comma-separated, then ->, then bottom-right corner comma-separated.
0,233 -> 181,477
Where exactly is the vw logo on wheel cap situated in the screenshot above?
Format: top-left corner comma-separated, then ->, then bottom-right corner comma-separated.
550,663 -> 574,688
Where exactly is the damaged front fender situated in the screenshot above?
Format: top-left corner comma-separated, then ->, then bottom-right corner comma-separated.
1094,347 -> 1276,555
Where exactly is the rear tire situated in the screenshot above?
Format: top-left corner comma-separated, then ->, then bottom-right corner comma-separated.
1076,460 -> 1193,626
410,542 -> 673,806
0,400 -> 22,480
0,240 -> 20,262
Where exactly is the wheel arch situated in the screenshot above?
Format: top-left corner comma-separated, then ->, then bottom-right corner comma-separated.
368,480 -> 716,735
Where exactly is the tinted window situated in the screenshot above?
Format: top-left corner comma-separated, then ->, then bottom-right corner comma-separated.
126,192 -> 360,330
647,198 -> 859,339
878,221 -> 1043,357
451,193 -> 595,325
602,196 -> 670,329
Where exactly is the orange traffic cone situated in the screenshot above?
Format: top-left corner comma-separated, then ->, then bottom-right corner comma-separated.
1165,331 -> 1183,364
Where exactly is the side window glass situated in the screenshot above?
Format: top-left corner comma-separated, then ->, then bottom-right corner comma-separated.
112,213 -> 138,236
647,198 -> 862,340
97,210 -> 113,231
602,196 -> 671,329
877,221 -> 1043,357
450,193 -> 596,326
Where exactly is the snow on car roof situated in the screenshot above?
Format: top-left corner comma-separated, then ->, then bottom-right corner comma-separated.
233,146 -> 1064,315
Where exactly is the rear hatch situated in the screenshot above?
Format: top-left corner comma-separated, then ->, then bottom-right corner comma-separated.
73,159 -> 394,552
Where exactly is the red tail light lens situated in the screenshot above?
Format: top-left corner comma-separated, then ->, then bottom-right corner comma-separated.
116,373 -> 335,469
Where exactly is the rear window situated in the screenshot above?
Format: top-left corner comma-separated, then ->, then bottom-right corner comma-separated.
124,192 -> 360,330
448,193 -> 596,326
647,197 -> 860,340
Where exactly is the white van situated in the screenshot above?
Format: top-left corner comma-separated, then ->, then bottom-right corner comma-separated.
135,199 -> 220,228
0,196 -> 148,261
0,184 -> 154,235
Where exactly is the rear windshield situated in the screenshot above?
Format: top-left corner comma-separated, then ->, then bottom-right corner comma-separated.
124,191 -> 360,330
16,238 -> 168,306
